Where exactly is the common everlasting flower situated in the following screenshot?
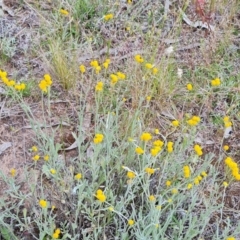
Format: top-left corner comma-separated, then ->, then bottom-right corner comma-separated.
52,228 -> 61,239
167,141 -> 173,153
50,168 -> 56,174
96,189 -> 106,202
44,155 -> 49,161
201,171 -> 207,177
60,9 -> 69,15
116,71 -> 126,80
183,165 -> 191,178
145,63 -> 153,69
135,146 -> 144,155
187,116 -> 201,126
127,171 -> 136,179
75,173 -> 82,180
172,120 -> 179,127
153,140 -> 164,147
93,133 -> 104,144
145,167 -> 155,175
166,180 -> 172,187
150,146 -> 161,156
79,64 -> 86,73
211,78 -> 221,86
152,67 -> 158,74
223,145 -> 229,151
223,181 -> 228,187
171,188 -> 178,194
187,83 -> 193,91
95,82 -> 104,91
110,74 -> 118,85
140,132 -> 152,141
128,219 -> 134,226
39,74 -> 52,92
134,54 -> 144,63
39,199 -> 47,208
187,183 -> 193,189
194,144 -> 203,156
32,155 -> 40,161
146,96 -> 151,101
31,146 -> 38,152
149,195 -> 156,201
223,116 -> 232,128
104,13 -> 113,21
10,168 -> 16,177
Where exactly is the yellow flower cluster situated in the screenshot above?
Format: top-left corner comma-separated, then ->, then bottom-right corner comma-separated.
186,83 -> 193,91
96,189 -> 106,202
90,60 -> 101,74
39,74 -> 52,92
167,141 -> 173,153
172,120 -> 179,127
166,180 -> 171,187
135,54 -> 144,63
0,70 -> 26,91
149,195 -> 156,201
183,165 -> 191,178
79,64 -> 86,73
211,77 -> 221,86
225,157 -> 240,180
135,146 -> 144,154
150,140 -> 164,156
52,228 -> 61,239
187,116 -> 201,126
104,13 -> 113,21
103,58 -> 110,69
127,171 -> 136,179
223,116 -> 232,128
134,55 -> 158,74
93,133 -> 104,144
194,144 -> 203,156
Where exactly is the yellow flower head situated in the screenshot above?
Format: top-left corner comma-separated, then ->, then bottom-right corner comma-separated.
135,146 -> 144,155
32,155 -> 40,161
127,171 -> 136,179
116,71 -> 126,80
96,189 -> 106,202
154,128 -> 159,134
223,181 -> 228,187
172,120 -> 179,127
75,173 -> 82,180
50,168 -> 56,174
128,219 -> 134,226
145,167 -> 155,175
146,96 -> 151,101
166,180 -> 171,187
167,141 -> 173,153
211,78 -> 221,86
134,54 -> 144,63
93,133 -> 104,144
187,116 -> 201,126
186,83 -> 193,91
171,188 -> 178,194
183,165 -> 191,178
95,82 -> 104,91
223,145 -> 229,151
79,64 -> 86,73
145,63 -> 153,69
39,199 -> 47,208
110,74 -> 119,85
104,13 -> 114,21
60,9 -> 69,16
152,67 -> 158,74
187,183 -> 193,189
44,155 -> 49,161
140,132 -> 152,141
194,144 -> 203,156
10,168 -> 16,177
90,60 -> 99,68
149,195 -> 156,201
150,146 -> 161,156
31,146 -> 38,152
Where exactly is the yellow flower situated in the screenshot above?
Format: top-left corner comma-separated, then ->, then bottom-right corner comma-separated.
128,219 -> 134,226
39,80 -> 48,92
134,54 -> 144,63
226,237 -> 235,240
95,82 -> 104,91
186,83 -> 193,91
145,167 -> 155,175
154,128 -> 159,134
10,168 -> 16,177
104,13 -> 114,21
39,199 -> 47,208
146,96 -> 151,101
194,177 -> 200,185
108,206 -> 114,211
223,145 -> 229,151
201,171 -> 207,177
145,63 -> 153,69
90,60 -> 99,68
75,173 -> 82,180
116,71 -> 126,80
96,189 -> 106,202
183,165 -> 191,178
140,132 -> 152,141
135,146 -> 144,155
50,168 -> 56,174
32,155 -> 40,161
211,78 -> 221,86
52,232 -> 59,239
153,140 -> 164,147
194,144 -> 203,156
31,146 -> 38,152
60,9 -> 69,16
166,180 -> 171,187
167,141 -> 173,153
44,74 -> 52,85
127,0 -> 132,4
223,116 -> 232,128
187,116 -> 201,126
172,120 -> 179,127
171,188 -> 178,194
128,137 -> 134,142
95,66 -> 101,74
44,155 -> 49,161
110,74 -> 118,85
152,67 -> 158,74
79,64 -> 86,73
156,205 -> 161,210
149,195 -> 156,201
223,181 -> 228,187
93,133 -> 104,144
127,171 -> 136,179
187,183 -> 193,189
150,146 -> 161,156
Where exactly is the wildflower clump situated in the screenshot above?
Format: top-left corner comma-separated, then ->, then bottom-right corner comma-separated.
95,189 -> 106,202
225,157 -> 240,180
93,133 -> 104,144
140,132 -> 152,141
151,140 -> 163,156
0,70 -> 25,91
39,74 -> 52,93
194,144 -> 203,156
183,165 -> 191,178
187,116 -> 201,126
211,78 -> 221,86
